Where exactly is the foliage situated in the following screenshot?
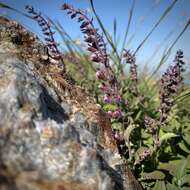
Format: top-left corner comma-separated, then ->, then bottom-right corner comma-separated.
1,1 -> 190,189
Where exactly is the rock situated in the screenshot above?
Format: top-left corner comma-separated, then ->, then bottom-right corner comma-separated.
0,16 -> 142,190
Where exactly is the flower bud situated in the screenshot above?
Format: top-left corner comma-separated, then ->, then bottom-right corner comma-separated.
62,3 -> 71,10
103,94 -> 112,103
115,95 -> 121,104
113,132 -> 124,141
113,109 -> 122,118
125,100 -> 129,108
107,110 -> 113,118
96,69 -> 106,80
90,54 -> 100,62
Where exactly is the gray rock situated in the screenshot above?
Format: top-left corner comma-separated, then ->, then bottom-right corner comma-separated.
0,53 -> 124,190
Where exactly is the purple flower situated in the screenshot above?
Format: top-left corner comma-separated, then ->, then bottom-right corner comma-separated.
125,100 -> 129,108
113,109 -> 122,118
103,94 -> 112,103
98,83 -> 112,94
115,95 -> 122,104
139,149 -> 151,161
90,54 -> 101,63
113,131 -> 124,141
96,69 -> 107,80
107,110 -> 113,118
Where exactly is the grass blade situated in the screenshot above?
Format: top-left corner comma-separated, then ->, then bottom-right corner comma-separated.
126,0 -> 162,47
150,17 -> 190,77
89,0 -> 121,64
145,27 -> 176,67
134,0 -> 178,55
120,0 -> 135,55
0,2 -> 31,18
113,17 -> 117,46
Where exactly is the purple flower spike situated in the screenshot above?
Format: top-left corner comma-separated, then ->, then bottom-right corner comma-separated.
123,49 -> 138,95
62,3 -> 126,124
25,5 -> 63,62
159,50 -> 185,123
123,49 -> 137,83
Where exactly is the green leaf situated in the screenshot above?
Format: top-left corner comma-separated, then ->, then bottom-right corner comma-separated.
152,181 -> 166,190
111,122 -> 122,130
171,119 -> 181,129
0,2 -> 31,18
179,142 -> 190,154
174,89 -> 190,102
160,132 -> 178,144
183,135 -> 190,145
180,174 -> 190,187
141,171 -> 165,180
181,187 -> 190,190
0,2 -> 12,9
113,17 -> 117,45
103,104 -> 117,111
175,159 -> 189,180
158,162 -> 177,176
166,183 -> 180,190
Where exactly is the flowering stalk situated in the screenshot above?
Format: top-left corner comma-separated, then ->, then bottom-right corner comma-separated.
62,3 -> 126,119
25,5 -> 63,61
145,50 -> 185,130
142,50 -> 185,162
123,49 -> 138,95
159,50 -> 185,123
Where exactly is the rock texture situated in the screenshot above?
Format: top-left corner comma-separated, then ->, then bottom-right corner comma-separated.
0,17 -> 142,190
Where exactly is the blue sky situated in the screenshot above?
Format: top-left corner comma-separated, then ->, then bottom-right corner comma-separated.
0,0 -> 190,72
